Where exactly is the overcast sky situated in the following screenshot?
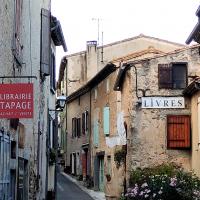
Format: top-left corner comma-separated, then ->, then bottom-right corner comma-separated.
51,0 -> 200,78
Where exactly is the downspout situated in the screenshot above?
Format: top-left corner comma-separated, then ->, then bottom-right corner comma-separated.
131,65 -> 139,99
198,97 -> 200,147
89,90 -> 92,179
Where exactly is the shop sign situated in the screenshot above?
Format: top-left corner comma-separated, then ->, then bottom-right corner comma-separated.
141,97 -> 185,109
0,83 -> 33,118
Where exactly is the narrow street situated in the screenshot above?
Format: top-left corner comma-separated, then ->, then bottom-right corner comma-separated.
57,172 -> 94,200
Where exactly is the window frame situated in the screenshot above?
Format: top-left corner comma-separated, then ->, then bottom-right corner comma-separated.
158,62 -> 188,89
167,115 -> 191,149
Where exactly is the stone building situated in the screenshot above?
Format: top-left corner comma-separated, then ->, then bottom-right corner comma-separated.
114,44 -> 200,191
58,34 -> 185,199
0,0 -> 66,199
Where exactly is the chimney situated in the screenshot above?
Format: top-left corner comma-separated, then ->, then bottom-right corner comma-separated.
86,41 -> 98,80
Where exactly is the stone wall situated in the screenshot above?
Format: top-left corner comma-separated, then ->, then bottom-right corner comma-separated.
122,46 -> 200,176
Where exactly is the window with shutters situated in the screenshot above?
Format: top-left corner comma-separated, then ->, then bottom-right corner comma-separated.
103,107 -> 110,135
77,118 -> 81,138
40,8 -> 50,76
13,0 -> 23,66
158,63 -> 187,89
167,115 -> 191,149
93,120 -> 99,147
72,118 -> 76,138
50,51 -> 56,93
82,111 -> 89,135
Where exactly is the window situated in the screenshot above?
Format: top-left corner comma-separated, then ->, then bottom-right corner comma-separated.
158,63 -> 187,89
40,8 -> 50,76
94,88 -> 98,100
107,156 -> 111,176
106,78 -> 110,93
82,111 -> 89,135
103,107 -> 110,135
72,117 -> 81,138
77,118 -> 81,138
167,115 -> 191,149
13,0 -> 23,65
72,118 -> 76,138
93,120 -> 99,147
50,51 -> 56,93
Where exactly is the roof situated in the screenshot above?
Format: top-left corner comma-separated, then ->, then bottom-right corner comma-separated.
186,21 -> 200,44
113,64 -> 131,91
183,78 -> 200,96
186,5 -> 200,44
65,34 -> 185,58
66,63 -> 116,103
112,46 -> 164,63
114,44 -> 200,92
51,16 -> 67,52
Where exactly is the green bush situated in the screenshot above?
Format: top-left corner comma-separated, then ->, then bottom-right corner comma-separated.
126,163 -> 200,200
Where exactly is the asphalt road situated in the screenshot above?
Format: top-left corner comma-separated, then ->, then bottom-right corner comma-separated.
57,172 -> 94,200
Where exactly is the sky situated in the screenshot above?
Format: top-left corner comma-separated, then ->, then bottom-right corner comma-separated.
51,0 -> 200,79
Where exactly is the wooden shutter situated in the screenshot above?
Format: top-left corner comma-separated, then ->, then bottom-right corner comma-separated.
93,120 -> 99,146
40,8 -> 50,76
86,111 -> 89,132
82,113 -> 85,135
103,107 -> 110,135
158,64 -> 172,89
167,115 -> 191,148
77,118 -> 81,138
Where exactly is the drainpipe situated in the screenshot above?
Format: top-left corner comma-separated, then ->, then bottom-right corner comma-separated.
89,90 -> 92,180
131,65 -> 139,99
198,97 -> 200,147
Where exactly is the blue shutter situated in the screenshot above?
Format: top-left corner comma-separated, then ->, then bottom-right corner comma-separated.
103,107 -> 110,135
93,120 -> 99,146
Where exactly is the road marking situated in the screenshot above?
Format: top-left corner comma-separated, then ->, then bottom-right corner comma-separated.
57,183 -> 64,191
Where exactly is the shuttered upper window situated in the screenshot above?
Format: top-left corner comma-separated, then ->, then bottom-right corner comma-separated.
40,8 -> 50,76
158,63 -> 187,89
82,111 -> 89,135
103,107 -> 110,135
167,115 -> 191,149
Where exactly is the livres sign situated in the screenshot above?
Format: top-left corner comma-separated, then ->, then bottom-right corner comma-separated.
141,97 -> 185,109
0,83 -> 33,118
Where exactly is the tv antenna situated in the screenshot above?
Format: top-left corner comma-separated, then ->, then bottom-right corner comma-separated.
92,18 -> 102,46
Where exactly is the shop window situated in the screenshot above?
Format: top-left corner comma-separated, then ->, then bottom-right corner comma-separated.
167,115 -> 191,149
158,63 -> 187,89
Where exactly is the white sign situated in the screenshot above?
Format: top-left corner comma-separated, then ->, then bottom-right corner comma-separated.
141,97 -> 185,108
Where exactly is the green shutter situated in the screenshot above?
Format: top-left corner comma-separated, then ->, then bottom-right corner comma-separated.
103,107 -> 110,135
93,120 -> 99,146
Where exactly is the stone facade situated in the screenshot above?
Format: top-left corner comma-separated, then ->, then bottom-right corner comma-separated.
59,35 -> 187,199
0,0 -> 66,199
118,45 -> 200,186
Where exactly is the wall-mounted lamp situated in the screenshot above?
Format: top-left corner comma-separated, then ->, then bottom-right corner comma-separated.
50,95 -> 67,112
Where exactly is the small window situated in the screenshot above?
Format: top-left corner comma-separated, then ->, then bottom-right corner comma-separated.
77,118 -> 81,138
50,51 -> 56,93
158,63 -> 187,89
94,88 -> 98,100
106,78 -> 110,93
107,155 -> 111,175
103,107 -> 110,135
167,115 -> 191,149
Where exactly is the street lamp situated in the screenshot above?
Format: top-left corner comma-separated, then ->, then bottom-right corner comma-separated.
56,95 -> 67,110
47,94 -> 67,200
